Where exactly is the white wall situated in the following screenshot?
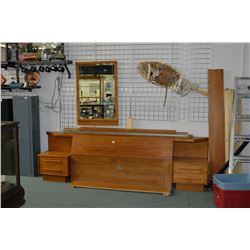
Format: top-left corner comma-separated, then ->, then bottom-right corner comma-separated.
2,43 -> 249,152
211,43 -> 250,173
61,43 -> 211,136
133,120 -> 208,137
1,70 -> 61,152
212,43 -> 249,87
37,73 -> 61,151
243,43 -> 250,76
134,43 -> 250,136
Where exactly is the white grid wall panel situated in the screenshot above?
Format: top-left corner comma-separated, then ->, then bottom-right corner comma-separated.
1,43 -> 211,130
61,42 -> 211,128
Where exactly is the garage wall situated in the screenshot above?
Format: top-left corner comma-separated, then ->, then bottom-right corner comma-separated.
1,43 -> 249,154
1,71 -> 62,152
212,43 -> 248,86
135,43 -> 250,140
60,43 -> 211,134
212,43 -> 250,173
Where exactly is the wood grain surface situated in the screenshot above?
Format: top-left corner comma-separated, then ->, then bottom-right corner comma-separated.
208,69 -> 225,174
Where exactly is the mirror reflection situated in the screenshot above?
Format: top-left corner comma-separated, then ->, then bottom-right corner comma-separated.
76,61 -> 118,125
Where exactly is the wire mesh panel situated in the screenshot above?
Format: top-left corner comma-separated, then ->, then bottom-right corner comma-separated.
1,43 -> 212,130
61,43 -> 211,128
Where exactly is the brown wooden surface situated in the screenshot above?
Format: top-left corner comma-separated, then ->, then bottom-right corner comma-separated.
173,162 -> 208,185
49,129 -> 210,140
71,155 -> 172,193
173,140 -> 209,191
224,89 -> 234,161
38,151 -> 71,157
224,90 -> 242,173
176,183 -> 204,192
173,141 -> 208,159
174,157 -> 208,164
76,61 -> 119,126
71,134 -> 173,159
173,137 -> 208,142
42,175 -> 68,182
208,69 -> 225,174
70,134 -> 173,194
43,130 -> 209,193
38,152 -> 70,179
39,156 -> 69,176
64,127 -> 181,134
48,133 -> 72,152
47,132 -> 73,137
74,119 -> 119,126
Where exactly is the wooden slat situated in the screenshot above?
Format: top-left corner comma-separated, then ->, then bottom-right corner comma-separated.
224,89 -> 242,173
38,151 -> 71,157
208,69 -> 225,174
224,89 -> 234,161
173,137 -> 208,142
64,127 -> 180,134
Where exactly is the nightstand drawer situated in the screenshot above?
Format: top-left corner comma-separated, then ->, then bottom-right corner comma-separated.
173,161 -> 208,185
38,153 -> 70,177
173,173 -> 207,184
174,163 -> 207,175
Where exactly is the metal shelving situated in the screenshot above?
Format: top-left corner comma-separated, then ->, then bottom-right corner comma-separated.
1,85 -> 42,92
229,77 -> 250,173
1,60 -> 73,80
1,43 -> 73,83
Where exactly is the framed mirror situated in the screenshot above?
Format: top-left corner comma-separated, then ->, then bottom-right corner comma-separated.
76,61 -> 118,125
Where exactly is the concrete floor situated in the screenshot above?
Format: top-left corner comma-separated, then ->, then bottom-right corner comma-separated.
21,176 -> 215,208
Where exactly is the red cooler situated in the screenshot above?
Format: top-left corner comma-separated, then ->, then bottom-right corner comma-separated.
213,174 -> 250,208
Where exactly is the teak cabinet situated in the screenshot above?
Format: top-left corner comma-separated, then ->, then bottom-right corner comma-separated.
38,152 -> 70,182
38,128 -> 209,193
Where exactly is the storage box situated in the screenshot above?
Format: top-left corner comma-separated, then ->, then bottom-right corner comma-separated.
213,174 -> 250,208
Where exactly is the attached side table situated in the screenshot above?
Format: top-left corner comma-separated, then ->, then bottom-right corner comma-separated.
38,152 -> 70,182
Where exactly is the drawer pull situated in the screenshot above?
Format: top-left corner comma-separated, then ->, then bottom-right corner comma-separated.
44,169 -> 63,173
42,160 -> 63,163
112,141 -> 116,144
117,165 -> 123,171
178,168 -> 201,172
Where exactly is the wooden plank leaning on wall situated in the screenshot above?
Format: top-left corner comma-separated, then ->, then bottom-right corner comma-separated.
224,89 -> 234,162
208,69 -> 225,175
224,89 -> 242,173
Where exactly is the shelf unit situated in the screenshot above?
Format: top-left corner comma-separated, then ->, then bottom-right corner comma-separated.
1,60 -> 73,81
1,85 -> 42,92
1,43 -> 72,79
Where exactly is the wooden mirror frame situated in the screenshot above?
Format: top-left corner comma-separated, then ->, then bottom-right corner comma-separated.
76,61 -> 118,126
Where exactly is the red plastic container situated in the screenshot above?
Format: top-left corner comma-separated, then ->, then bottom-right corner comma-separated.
213,184 -> 250,208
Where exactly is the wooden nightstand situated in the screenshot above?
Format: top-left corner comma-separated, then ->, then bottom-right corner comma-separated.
173,157 -> 209,192
38,152 -> 70,182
